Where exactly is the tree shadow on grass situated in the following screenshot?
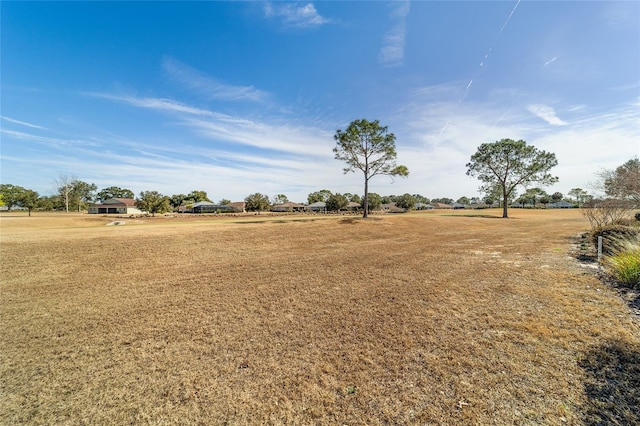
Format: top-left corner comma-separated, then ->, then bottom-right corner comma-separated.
578,340 -> 640,425
338,217 -> 382,225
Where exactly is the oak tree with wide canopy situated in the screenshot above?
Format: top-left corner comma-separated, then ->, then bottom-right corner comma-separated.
96,186 -> 135,202
334,119 -> 408,218
466,138 -> 558,218
135,191 -> 171,217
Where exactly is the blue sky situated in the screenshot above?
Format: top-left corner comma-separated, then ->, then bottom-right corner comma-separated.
2,1 -> 639,203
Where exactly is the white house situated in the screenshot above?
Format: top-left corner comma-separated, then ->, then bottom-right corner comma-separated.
88,198 -> 142,215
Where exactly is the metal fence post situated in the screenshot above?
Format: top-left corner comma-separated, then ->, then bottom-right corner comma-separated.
597,236 -> 603,271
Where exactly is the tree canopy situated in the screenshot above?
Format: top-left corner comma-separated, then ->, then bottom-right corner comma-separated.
273,194 -> 289,205
244,193 -> 271,212
19,189 -> 40,216
466,138 -> 558,218
307,189 -> 332,204
326,193 -> 349,212
187,190 -> 210,203
55,176 -> 96,212
135,191 -> 171,216
395,193 -> 417,210
96,186 -> 134,202
0,184 -> 25,211
602,157 -> 640,206
568,188 -> 588,207
334,119 -> 408,218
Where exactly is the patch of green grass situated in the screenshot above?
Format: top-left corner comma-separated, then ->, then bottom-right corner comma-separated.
604,238 -> 640,288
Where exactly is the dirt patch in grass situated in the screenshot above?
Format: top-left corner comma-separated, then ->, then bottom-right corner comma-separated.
1,209 -> 638,424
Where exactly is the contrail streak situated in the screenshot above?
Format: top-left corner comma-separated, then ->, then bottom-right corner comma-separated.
483,0 -> 521,66
439,1 -> 521,139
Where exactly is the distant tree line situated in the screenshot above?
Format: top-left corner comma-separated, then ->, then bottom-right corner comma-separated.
0,179 -> 597,216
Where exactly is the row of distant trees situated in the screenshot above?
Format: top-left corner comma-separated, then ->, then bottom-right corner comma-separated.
0,176 -> 594,217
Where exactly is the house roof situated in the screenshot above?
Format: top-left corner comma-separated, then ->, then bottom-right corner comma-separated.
274,202 -> 305,208
192,201 -> 217,207
548,201 -> 575,208
306,202 -> 326,208
95,198 -> 136,207
347,202 -> 361,208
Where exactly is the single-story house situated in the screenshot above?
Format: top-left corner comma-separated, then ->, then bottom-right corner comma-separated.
88,198 -> 142,215
548,201 -> 575,208
227,202 -> 245,213
272,202 -> 306,212
380,203 -> 406,213
305,202 -> 327,212
347,201 -> 361,210
192,201 -> 223,213
430,202 -> 453,209
415,203 -> 434,210
192,201 -> 245,213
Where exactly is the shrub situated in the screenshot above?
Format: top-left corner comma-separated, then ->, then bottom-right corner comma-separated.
590,225 -> 639,255
581,198 -> 635,229
604,238 -> 640,288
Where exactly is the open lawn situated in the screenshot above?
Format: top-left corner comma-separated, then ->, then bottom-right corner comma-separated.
1,210 -> 638,425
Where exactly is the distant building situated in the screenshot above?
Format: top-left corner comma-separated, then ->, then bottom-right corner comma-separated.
415,203 -> 434,210
305,202 -> 326,212
430,202 -> 453,209
548,201 -> 575,208
272,202 -> 305,212
88,198 -> 142,215
380,203 -> 406,213
191,201 -> 245,213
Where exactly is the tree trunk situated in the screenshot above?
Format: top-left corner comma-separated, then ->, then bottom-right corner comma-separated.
502,185 -> 509,218
363,178 -> 369,218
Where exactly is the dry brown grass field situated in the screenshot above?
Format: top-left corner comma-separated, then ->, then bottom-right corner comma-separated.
1,209 -> 638,425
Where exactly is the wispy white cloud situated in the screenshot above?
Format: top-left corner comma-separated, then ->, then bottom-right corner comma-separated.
543,57 -> 557,67
87,92 -> 219,117
88,92 -> 333,157
263,2 -> 330,29
184,116 -> 332,157
0,129 -> 99,148
378,0 -> 410,67
527,104 -> 568,126
1,115 -> 47,130
162,57 -> 268,102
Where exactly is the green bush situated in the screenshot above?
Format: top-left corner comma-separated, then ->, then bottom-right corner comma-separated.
591,225 -> 639,255
604,238 -> 640,288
